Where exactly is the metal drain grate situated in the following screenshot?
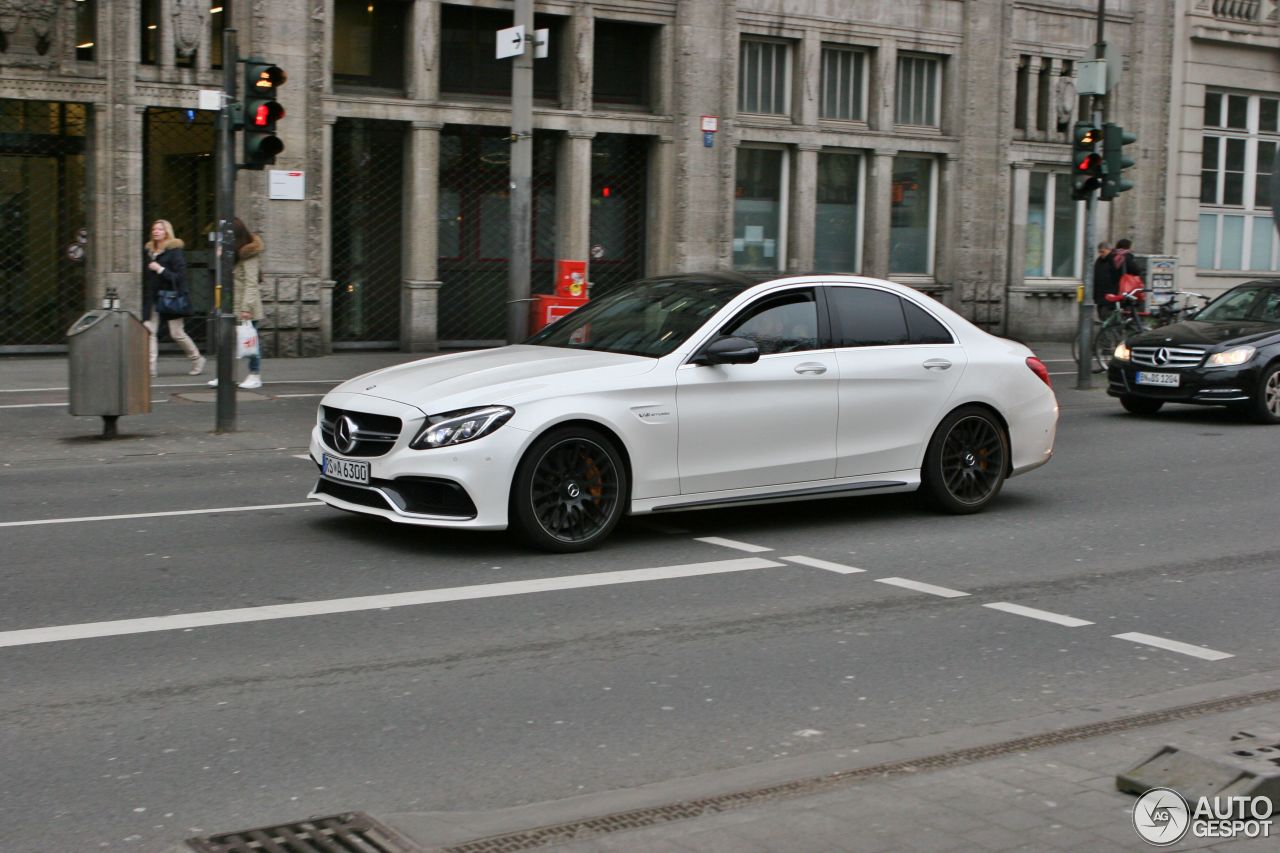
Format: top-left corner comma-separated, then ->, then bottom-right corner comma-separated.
186,811 -> 420,852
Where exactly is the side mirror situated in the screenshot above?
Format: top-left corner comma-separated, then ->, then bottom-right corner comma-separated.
692,335 -> 760,366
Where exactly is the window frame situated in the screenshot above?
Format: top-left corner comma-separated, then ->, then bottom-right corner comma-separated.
1024,169 -> 1084,281
889,154 -> 938,277
895,53 -> 941,128
732,145 -> 791,272
1199,90 -> 1280,271
814,149 -> 865,274
739,37 -> 792,117
819,44 -> 867,122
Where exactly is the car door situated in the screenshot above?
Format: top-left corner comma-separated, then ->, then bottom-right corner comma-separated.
826,285 -> 967,476
675,287 -> 838,494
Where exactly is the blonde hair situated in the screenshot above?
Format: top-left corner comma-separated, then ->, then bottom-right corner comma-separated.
147,219 -> 177,253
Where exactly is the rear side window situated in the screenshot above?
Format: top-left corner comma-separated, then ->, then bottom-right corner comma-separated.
827,287 -> 908,346
902,299 -> 954,343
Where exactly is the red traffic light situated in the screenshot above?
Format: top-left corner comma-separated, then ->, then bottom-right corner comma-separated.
251,102 -> 285,127
1075,152 -> 1102,172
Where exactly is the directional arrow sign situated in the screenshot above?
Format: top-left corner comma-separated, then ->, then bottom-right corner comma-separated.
496,24 -> 525,59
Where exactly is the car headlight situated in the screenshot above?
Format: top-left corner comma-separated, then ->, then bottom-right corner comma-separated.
409,406 -> 514,449
1205,346 -> 1256,367
1113,341 -> 1131,362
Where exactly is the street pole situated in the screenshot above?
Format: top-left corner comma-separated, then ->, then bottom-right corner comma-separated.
1076,0 -> 1106,390
215,28 -> 238,431
506,0 -> 534,344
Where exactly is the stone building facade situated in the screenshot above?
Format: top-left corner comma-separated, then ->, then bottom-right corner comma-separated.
0,0 -> 1219,356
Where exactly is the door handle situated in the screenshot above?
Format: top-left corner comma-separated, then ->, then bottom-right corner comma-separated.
794,363 -> 828,375
922,358 -> 952,371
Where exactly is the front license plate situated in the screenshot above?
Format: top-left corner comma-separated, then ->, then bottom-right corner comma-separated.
322,453 -> 370,485
1136,371 -> 1180,387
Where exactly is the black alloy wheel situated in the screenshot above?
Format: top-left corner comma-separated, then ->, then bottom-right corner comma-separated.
512,426 -> 627,552
922,406 -> 1009,514
1249,362 -> 1280,424
1120,395 -> 1164,416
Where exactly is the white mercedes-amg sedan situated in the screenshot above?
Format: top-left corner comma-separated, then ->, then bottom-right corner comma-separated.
309,273 -> 1058,551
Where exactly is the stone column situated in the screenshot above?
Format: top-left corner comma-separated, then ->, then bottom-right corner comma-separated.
935,154 -> 958,292
796,31 -> 820,129
557,131 -> 595,271
408,0 -> 440,102
863,148 -> 897,279
563,2 -> 593,112
869,41 -> 897,132
319,280 -> 335,354
401,121 -> 443,352
790,143 -> 820,270
159,0 -> 175,72
648,135 -> 675,274
1024,56 -> 1042,141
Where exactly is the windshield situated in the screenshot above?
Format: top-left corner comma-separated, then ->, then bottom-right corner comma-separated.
1196,285 -> 1280,323
525,278 -> 749,357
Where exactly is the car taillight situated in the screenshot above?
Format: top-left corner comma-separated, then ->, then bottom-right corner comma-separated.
1026,356 -> 1052,388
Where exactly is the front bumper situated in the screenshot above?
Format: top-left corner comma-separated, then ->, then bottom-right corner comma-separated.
1106,360 -> 1259,405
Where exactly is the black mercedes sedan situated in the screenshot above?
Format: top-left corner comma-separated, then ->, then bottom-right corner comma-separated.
1106,280 -> 1280,423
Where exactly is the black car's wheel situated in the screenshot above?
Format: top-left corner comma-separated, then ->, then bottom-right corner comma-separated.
921,406 -> 1009,514
511,426 -> 627,552
1249,362 -> 1280,424
1120,395 -> 1164,416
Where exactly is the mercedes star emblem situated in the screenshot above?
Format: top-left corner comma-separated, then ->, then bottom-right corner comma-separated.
334,415 -> 359,454
1154,347 -> 1170,366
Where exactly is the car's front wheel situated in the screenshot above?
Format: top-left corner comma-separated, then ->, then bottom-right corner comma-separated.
511,426 -> 628,552
1120,395 -> 1164,416
1249,362 -> 1280,424
921,406 -> 1009,514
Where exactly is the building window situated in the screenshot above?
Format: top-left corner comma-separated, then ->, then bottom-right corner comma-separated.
1025,172 -> 1081,279
889,155 -> 936,275
739,39 -> 790,116
210,1 -> 230,69
141,0 -> 160,64
593,21 -> 654,109
1199,91 -> 1280,270
733,148 -> 787,271
820,46 -> 865,121
440,5 -> 561,101
815,151 -> 861,272
75,0 -> 97,61
895,55 -> 940,127
333,0 -> 408,91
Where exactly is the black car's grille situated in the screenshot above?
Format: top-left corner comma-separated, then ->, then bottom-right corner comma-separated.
319,406 -> 402,457
1130,346 -> 1205,368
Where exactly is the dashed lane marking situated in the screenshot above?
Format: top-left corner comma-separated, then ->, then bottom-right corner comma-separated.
0,557 -> 783,649
1113,632 -> 1234,661
781,555 -> 865,574
694,537 -> 773,553
0,502 -> 319,528
983,602 -> 1093,627
874,577 -> 970,598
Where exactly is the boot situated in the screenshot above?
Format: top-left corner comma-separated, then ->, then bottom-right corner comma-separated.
188,355 -> 207,375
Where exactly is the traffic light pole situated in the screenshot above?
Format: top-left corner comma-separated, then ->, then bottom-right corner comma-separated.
215,27 -> 238,431
506,0 -> 534,344
1076,0 -> 1106,390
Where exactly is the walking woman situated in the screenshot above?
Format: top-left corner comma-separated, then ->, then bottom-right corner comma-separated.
209,217 -> 265,389
143,219 -> 205,377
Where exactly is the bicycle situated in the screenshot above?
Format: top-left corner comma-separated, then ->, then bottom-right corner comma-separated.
1072,288 -> 1148,373
1147,290 -> 1211,328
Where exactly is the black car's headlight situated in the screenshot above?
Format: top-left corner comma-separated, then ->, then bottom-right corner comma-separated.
1113,341 -> 1131,362
409,406 -> 514,449
1205,346 -> 1256,367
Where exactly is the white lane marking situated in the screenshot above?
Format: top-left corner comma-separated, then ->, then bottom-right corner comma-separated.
695,537 -> 773,553
1113,632 -> 1233,661
781,555 -> 864,574
983,602 -> 1093,627
0,502 -> 318,529
874,577 -> 970,598
293,454 -> 313,460
0,558 -> 782,649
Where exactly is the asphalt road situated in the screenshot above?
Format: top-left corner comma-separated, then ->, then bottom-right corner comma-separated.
1,366 -> 1277,852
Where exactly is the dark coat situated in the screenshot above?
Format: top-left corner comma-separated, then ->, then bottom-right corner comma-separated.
142,238 -> 188,321
1094,248 -> 1143,303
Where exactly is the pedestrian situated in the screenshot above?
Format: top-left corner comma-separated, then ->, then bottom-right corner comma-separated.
1092,241 -> 1115,319
143,219 -> 205,378
209,217 -> 265,389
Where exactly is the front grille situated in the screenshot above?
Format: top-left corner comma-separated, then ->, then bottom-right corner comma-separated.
315,477 -> 477,518
186,811 -> 418,852
320,406 -> 402,457
314,478 -> 395,511
1130,346 -> 1205,368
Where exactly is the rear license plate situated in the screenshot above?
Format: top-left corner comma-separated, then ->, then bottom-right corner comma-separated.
322,454 -> 370,485
1136,371 -> 1180,387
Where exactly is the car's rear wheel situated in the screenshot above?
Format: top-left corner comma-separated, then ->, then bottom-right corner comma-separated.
1120,395 -> 1164,416
1248,363 -> 1280,424
921,406 -> 1008,514
511,426 -> 627,552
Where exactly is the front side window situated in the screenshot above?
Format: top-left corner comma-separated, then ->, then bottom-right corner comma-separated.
733,148 -> 787,271
896,55 -> 940,127
889,155 -> 936,275
333,0 -> 407,90
1025,171 -> 1081,278
815,151 -> 861,272
820,46 -> 865,121
1200,90 -> 1280,271
739,39 -> 790,115
722,291 -> 818,355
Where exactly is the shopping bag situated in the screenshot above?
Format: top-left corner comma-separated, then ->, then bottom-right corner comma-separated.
235,321 -> 260,359
1118,273 -> 1143,295
155,289 -> 193,316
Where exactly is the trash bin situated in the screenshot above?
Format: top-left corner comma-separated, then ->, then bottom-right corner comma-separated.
67,304 -> 151,438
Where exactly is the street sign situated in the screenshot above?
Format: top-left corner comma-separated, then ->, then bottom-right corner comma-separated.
534,28 -> 549,59
496,25 -> 525,59
1084,43 -> 1121,92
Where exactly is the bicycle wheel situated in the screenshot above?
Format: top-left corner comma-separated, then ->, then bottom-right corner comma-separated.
1093,323 -> 1129,371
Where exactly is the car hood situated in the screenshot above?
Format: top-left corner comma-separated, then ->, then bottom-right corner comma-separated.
1128,319 -> 1280,349
334,345 -> 657,409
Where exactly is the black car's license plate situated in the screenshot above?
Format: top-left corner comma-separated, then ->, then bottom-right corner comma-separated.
1136,371 -> 1179,387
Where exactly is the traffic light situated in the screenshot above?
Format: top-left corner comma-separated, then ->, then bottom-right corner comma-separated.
1071,122 -> 1104,201
242,61 -> 286,169
1100,122 -> 1137,201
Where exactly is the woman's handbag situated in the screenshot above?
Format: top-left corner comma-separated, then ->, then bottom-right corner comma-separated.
235,321 -> 260,359
1118,273 -> 1144,295
155,289 -> 193,317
